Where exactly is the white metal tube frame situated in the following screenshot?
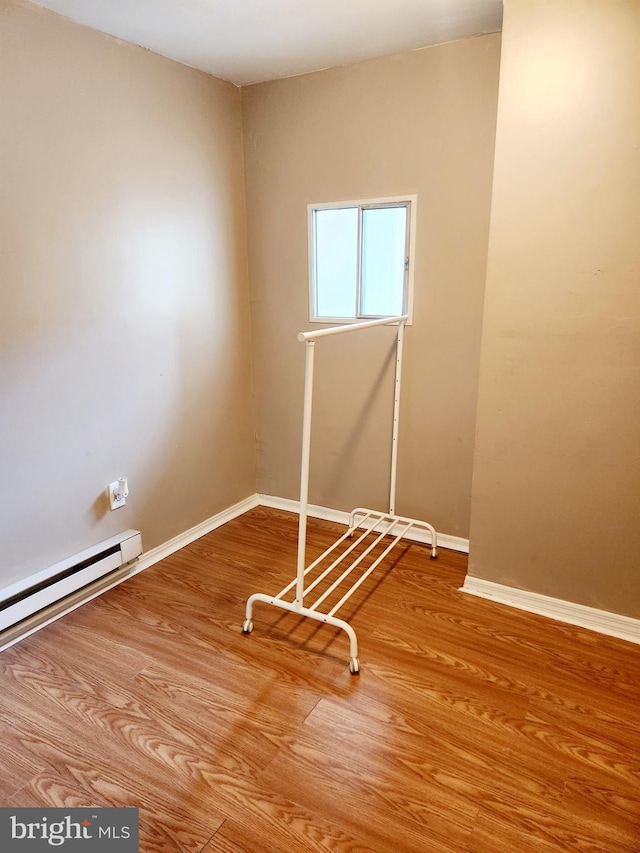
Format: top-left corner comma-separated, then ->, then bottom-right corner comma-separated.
242,315 -> 438,675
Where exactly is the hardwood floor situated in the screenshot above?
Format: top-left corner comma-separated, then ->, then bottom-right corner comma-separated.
1,506 -> 639,851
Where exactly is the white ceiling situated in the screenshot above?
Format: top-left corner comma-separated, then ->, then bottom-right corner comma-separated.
29,0 -> 503,86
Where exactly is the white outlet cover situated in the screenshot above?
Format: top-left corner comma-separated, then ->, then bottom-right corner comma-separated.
108,481 -> 126,511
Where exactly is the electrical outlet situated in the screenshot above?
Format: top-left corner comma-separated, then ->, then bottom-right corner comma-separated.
108,477 -> 128,511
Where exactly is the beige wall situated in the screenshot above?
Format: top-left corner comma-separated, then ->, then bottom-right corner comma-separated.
0,0 -> 255,588
242,35 -> 501,537
3,0 -> 633,624
468,0 -> 640,616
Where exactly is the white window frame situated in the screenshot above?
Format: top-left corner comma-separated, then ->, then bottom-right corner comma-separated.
307,194 -> 417,325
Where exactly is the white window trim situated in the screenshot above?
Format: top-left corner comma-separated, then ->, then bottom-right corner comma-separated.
307,194 -> 417,325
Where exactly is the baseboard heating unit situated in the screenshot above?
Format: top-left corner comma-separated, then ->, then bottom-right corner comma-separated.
0,529 -> 142,650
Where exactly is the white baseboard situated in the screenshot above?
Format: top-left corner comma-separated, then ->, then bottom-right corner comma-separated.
0,494 -> 259,653
258,494 -> 469,554
460,576 -> 640,646
136,493 -> 260,572
3,491 -> 470,653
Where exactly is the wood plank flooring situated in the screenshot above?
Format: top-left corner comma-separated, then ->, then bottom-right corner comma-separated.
1,506 -> 639,851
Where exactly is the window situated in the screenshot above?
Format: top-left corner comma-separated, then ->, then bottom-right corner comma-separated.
308,196 -> 416,323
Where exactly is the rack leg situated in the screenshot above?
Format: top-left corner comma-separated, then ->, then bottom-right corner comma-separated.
240,592 -> 360,674
242,593 -> 258,634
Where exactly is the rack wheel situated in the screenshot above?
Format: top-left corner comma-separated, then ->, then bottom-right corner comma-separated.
349,657 -> 360,675
242,619 -> 253,635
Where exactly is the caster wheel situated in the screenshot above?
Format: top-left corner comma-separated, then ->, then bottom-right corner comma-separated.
349,657 -> 360,675
242,619 -> 253,635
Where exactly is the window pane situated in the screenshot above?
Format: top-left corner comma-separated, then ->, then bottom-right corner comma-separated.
314,207 -> 358,318
360,206 -> 407,316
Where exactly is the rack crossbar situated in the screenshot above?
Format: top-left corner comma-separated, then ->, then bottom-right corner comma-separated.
306,518 -> 400,612
306,512 -> 374,575
272,519 -> 370,601
301,514 -> 385,602
350,507 -> 437,553
327,522 -> 414,617
298,315 -> 408,342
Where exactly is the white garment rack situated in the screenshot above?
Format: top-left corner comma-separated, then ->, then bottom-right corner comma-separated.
242,315 -> 438,674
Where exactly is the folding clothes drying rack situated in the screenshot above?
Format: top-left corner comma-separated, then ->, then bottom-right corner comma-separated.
242,315 -> 438,674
